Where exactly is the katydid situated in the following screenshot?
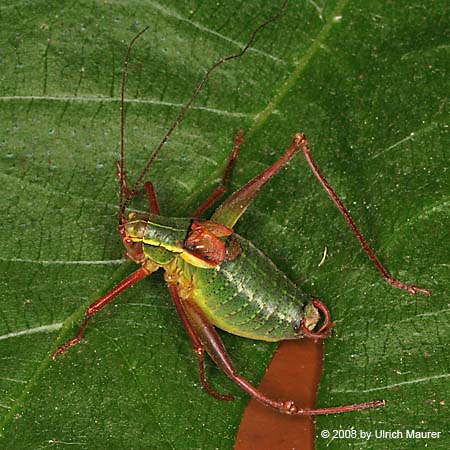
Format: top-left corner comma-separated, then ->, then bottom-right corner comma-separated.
52,7 -> 430,416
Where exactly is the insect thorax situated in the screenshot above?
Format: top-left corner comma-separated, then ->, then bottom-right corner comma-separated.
122,212 -> 235,269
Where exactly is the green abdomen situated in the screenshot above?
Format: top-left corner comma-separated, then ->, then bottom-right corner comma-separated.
189,235 -> 310,342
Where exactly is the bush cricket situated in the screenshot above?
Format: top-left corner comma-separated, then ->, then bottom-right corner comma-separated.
52,4 -> 430,416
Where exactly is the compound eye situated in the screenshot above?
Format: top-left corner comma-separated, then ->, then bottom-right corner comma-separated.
123,237 -> 134,246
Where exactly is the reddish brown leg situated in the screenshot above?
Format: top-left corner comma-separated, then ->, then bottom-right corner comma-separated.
180,297 -> 385,415
143,181 -> 160,215
192,130 -> 244,218
299,135 -> 431,296
211,133 -> 304,228
301,299 -> 336,339
167,283 -> 233,401
52,266 -> 153,360
116,162 -> 161,216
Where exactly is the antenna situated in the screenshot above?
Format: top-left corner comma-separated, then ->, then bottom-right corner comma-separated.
119,1 -> 288,219
118,26 -> 149,220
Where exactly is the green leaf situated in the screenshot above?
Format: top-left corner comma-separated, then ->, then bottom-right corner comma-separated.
1,1 -> 448,449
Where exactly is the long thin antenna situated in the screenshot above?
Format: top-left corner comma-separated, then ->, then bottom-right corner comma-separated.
119,1 -> 288,218
119,26 -> 150,219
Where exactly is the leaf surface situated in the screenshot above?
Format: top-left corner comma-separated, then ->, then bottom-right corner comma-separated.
0,1 -> 448,449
